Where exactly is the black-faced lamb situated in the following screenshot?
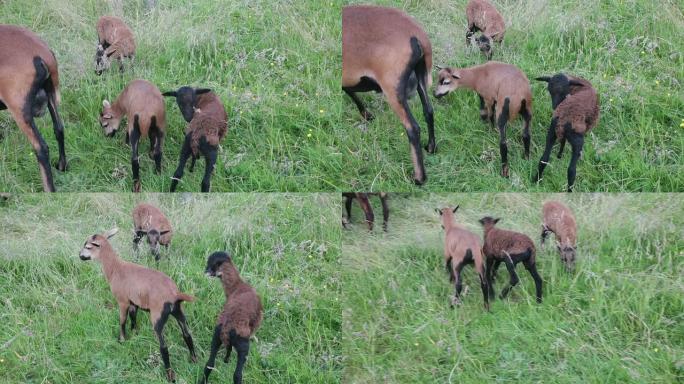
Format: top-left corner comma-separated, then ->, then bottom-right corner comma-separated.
0,25 -> 67,191
95,16 -> 136,75
342,5 -> 435,185
434,62 -> 532,177
162,87 -> 228,192
99,79 -> 166,192
466,0 -> 506,60
534,73 -> 600,191
479,216 -> 542,303
437,206 -> 489,310
78,228 -> 197,382
132,202 -> 172,261
342,192 -> 389,231
199,251 -> 263,384
541,200 -> 577,272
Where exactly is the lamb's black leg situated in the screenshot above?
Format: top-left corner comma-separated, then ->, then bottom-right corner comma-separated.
189,155 -> 196,173
171,133 -> 192,192
524,260 -> 543,303
492,259 -> 502,281
233,336 -> 250,384
171,303 -> 197,362
356,194 -> 374,231
130,116 -> 141,192
379,194 -> 389,232
199,325 -> 222,384
343,87 -> 373,121
154,303 -> 174,382
344,195 -> 353,224
534,117 -> 558,183
520,100 -> 532,160
200,139 -> 218,193
478,94 -> 487,121
479,272 -> 490,311
46,90 -> 67,171
497,98 -> 510,178
224,343 -> 232,363
540,225 -> 551,246
557,137 -> 566,159
500,254 -> 519,300
451,260 -> 464,306
486,258 -> 496,299
128,304 -> 138,331
566,130 -> 584,192
415,61 -> 435,153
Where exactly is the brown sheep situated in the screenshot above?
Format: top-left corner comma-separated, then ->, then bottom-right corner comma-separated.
434,62 -> 532,177
0,25 -> 67,191
437,206 -> 489,310
479,217 -> 543,303
466,0 -> 506,60
78,228 -> 197,382
162,87 -> 228,192
132,203 -> 173,261
342,192 -> 389,231
534,73 -> 600,191
95,16 -> 136,75
199,251 -> 263,384
99,79 -> 166,192
541,201 -> 577,271
342,5 -> 435,185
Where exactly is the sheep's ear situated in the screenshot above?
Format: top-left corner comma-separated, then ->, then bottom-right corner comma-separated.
195,88 -> 212,95
478,218 -> 485,225
452,205 -> 459,213
435,208 -> 442,216
102,100 -> 110,108
104,227 -> 119,239
569,80 -> 585,87
162,91 -> 177,97
160,230 -> 171,235
535,76 -> 551,82
451,73 -> 461,79
494,218 -> 501,224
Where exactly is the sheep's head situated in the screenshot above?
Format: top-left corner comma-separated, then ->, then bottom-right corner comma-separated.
475,35 -> 493,60
136,228 -> 170,257
434,67 -> 464,98
205,251 -> 233,278
100,100 -> 121,137
557,243 -> 576,272
536,73 -> 585,109
162,87 -> 212,122
435,206 -> 459,230
95,44 -> 111,75
79,228 -> 118,261
478,216 -> 500,230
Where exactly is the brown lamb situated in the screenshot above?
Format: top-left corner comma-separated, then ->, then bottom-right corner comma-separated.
434,62 -> 532,177
342,192 -> 389,231
466,0 -> 506,60
479,217 -> 543,303
132,203 -> 173,261
95,16 -> 136,75
437,206 -> 489,310
100,79 -> 166,192
0,24 -> 67,191
78,228 -> 197,382
200,251 -> 263,384
541,200 -> 577,271
534,73 -> 600,191
343,5 -> 435,185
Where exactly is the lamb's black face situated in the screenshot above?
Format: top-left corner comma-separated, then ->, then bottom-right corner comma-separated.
476,35 -> 492,58
546,74 -> 572,109
478,216 -> 500,227
162,87 -> 212,122
205,251 -> 232,277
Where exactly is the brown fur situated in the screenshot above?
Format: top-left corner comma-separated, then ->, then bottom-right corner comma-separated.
553,76 -> 599,138
132,203 -> 173,245
216,261 -> 263,343
0,24 -> 66,191
542,201 -> 576,248
96,16 -> 136,69
466,0 -> 506,42
187,92 -> 227,156
342,192 -> 389,231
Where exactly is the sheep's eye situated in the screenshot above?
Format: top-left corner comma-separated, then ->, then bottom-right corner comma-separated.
91,243 -> 100,248
443,80 -> 451,85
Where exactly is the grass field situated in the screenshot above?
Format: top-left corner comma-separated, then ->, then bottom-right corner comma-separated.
0,193 -> 341,383
342,193 -> 683,382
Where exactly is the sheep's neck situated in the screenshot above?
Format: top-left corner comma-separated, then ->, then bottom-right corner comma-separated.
109,99 -> 125,119
99,246 -> 123,283
219,265 -> 244,296
456,69 -> 480,92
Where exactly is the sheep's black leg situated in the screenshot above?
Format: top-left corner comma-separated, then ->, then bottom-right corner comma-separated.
379,194 -> 389,232
446,258 -> 454,282
171,133 -> 192,192
524,259 -> 543,303
492,259 -> 502,281
415,57 -> 435,154
478,271 -> 490,311
189,155 -> 196,173
154,303 -> 174,382
344,195 -> 353,225
199,325 -> 222,384
534,117 -> 558,183
540,225 -> 550,246
520,100 -> 532,160
153,132 -> 163,174
125,131 -> 130,145
130,115 -> 141,192
497,98 -> 510,178
451,260 -> 465,306
466,24 -> 478,45
233,336 -> 250,384
46,88 -> 67,172
21,104 -> 55,191
485,258 -> 496,299
128,304 -> 138,331
499,254 -> 519,300
489,102 -> 496,128
566,129 -> 584,192
478,94 -> 487,121
356,194 -> 374,231
118,304 -> 128,342
171,303 -> 197,362
343,87 -> 373,121
200,138 -> 217,193
557,137 -> 566,159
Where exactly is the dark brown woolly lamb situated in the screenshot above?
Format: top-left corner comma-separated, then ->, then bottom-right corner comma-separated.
95,16 -> 136,75
343,5 -> 435,185
162,87 -> 228,192
342,192 -> 389,231
132,203 -> 173,261
466,0 -> 506,60
479,217 -> 543,303
199,251 -> 263,384
541,201 -> 577,272
0,25 -> 67,191
78,228 -> 197,382
434,62 -> 532,177
437,206 -> 489,310
100,79 -> 166,192
534,73 -> 600,191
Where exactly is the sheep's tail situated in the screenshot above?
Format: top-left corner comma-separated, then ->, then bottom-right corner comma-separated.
176,293 -> 195,302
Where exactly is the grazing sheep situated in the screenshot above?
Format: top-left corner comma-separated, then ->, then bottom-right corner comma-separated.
199,251 -> 263,384
0,25 -> 67,191
342,192 -> 389,231
99,79 -> 166,192
466,0 -> 506,60
479,217 -> 543,303
162,87 -> 228,192
434,62 -> 532,177
342,5 -> 435,185
78,228 -> 197,382
132,203 -> 172,261
541,201 -> 577,272
437,206 -> 489,310
95,16 -> 136,75
534,74 -> 600,191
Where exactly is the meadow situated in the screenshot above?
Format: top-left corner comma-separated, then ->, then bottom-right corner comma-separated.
0,193 -> 341,383
342,193 -> 683,382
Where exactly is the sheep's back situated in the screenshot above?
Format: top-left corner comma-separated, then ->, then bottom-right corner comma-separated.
484,227 -> 535,257
218,285 -> 263,341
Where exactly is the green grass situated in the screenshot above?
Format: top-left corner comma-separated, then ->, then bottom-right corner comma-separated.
342,193 -> 683,382
0,193 -> 341,383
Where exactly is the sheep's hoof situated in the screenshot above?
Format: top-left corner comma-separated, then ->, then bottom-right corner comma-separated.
133,180 -> 141,193
190,354 -> 198,363
450,296 -> 463,307
479,112 -> 489,122
118,335 -> 125,343
501,165 -> 509,178
413,175 -> 426,186
55,158 -> 67,172
166,369 -> 176,382
362,111 -> 374,121
425,142 -> 436,154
